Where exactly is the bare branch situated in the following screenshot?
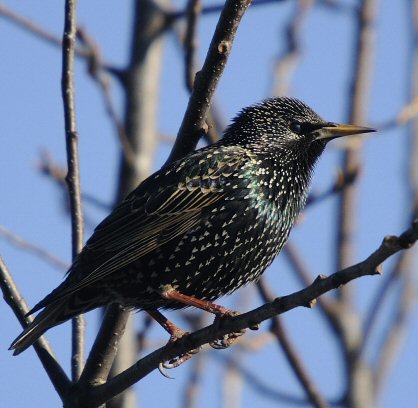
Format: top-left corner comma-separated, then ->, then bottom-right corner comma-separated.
0,3 -> 83,54
183,0 -> 202,92
362,247 -> 413,349
166,0 -> 253,164
368,0 -> 418,391
306,168 -> 360,207
171,25 -> 223,144
283,244 -> 339,329
168,0 -> 346,21
0,3 -> 117,74
272,0 -> 313,96
61,0 -> 85,381
257,280 -> 330,408
183,353 -> 207,408
336,0 -> 377,298
0,257 -> 71,399
76,27 -> 136,167
38,151 -> 111,211
372,252 -> 415,393
375,96 -> 418,130
216,352 -> 341,406
0,225 -> 68,271
78,305 -> 129,387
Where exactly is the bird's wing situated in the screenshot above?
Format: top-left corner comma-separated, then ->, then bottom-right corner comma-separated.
31,147 -> 251,311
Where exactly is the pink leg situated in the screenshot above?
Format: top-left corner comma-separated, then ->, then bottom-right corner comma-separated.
159,285 -> 236,316
147,310 -> 200,372
158,286 -> 246,350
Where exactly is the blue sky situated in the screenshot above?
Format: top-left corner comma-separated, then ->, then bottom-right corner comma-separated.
1,1 -> 417,407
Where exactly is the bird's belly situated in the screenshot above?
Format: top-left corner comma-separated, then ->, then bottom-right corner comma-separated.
111,210 -> 288,310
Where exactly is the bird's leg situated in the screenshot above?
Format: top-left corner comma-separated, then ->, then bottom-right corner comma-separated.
159,286 -> 246,350
159,286 -> 234,316
147,310 -> 186,341
147,310 -> 200,371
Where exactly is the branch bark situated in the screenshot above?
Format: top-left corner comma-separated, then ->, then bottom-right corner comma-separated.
335,1 -> 377,406
257,279 -> 330,408
0,257 -> 71,399
166,0 -> 252,163
61,0 -> 85,382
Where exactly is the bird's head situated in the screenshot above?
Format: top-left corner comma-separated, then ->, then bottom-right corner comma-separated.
223,97 -> 375,162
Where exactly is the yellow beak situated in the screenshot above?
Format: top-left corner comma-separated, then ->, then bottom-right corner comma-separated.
315,123 -> 376,141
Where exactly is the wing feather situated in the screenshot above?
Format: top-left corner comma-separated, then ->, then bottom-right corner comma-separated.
33,147 -> 251,308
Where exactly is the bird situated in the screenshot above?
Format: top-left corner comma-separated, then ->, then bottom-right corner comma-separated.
10,97 -> 374,355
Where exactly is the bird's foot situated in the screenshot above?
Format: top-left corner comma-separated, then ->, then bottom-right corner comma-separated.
158,329 -> 201,376
148,310 -> 201,375
209,311 -> 246,350
158,287 -> 248,350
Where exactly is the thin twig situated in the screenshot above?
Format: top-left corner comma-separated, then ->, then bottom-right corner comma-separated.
334,2 -> 377,405
136,313 -> 154,355
166,0 -> 253,164
183,353 -> 207,408
0,3 -> 84,55
168,0 -> 348,21
215,352 -> 342,406
38,151 -> 111,211
257,279 -> 330,408
370,1 -> 418,392
172,25 -> 224,144
76,27 -> 136,167
73,221 -> 418,407
272,0 -> 313,96
184,0 -> 202,92
362,253 -> 405,346
283,243 -> 339,329
306,168 -> 360,207
375,96 -> 418,130
0,225 -> 68,271
222,348 -> 245,408
182,312 -> 208,408
336,0 -> 376,297
169,0 -> 273,20
0,257 -> 71,399
62,0 -> 85,381
0,3 -> 116,73
372,252 -> 415,392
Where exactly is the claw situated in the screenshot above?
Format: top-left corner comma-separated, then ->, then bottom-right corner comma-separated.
157,330 -> 201,375
158,346 -> 201,375
162,352 -> 194,369
209,329 -> 245,349
158,362 -> 174,379
209,312 -> 246,349
149,309 -> 202,374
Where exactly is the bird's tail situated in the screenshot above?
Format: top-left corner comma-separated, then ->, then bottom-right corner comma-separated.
9,303 -> 67,355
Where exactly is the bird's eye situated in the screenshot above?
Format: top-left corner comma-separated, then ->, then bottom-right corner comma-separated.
290,121 -> 302,134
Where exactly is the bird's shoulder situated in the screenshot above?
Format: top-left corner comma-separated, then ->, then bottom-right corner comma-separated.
107,144 -> 257,214
85,145 -> 256,249
135,144 -> 257,195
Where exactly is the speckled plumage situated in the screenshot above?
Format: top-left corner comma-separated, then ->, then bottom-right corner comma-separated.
10,97 -> 374,354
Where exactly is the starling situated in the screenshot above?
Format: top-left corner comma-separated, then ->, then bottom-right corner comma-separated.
10,97 -> 374,355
